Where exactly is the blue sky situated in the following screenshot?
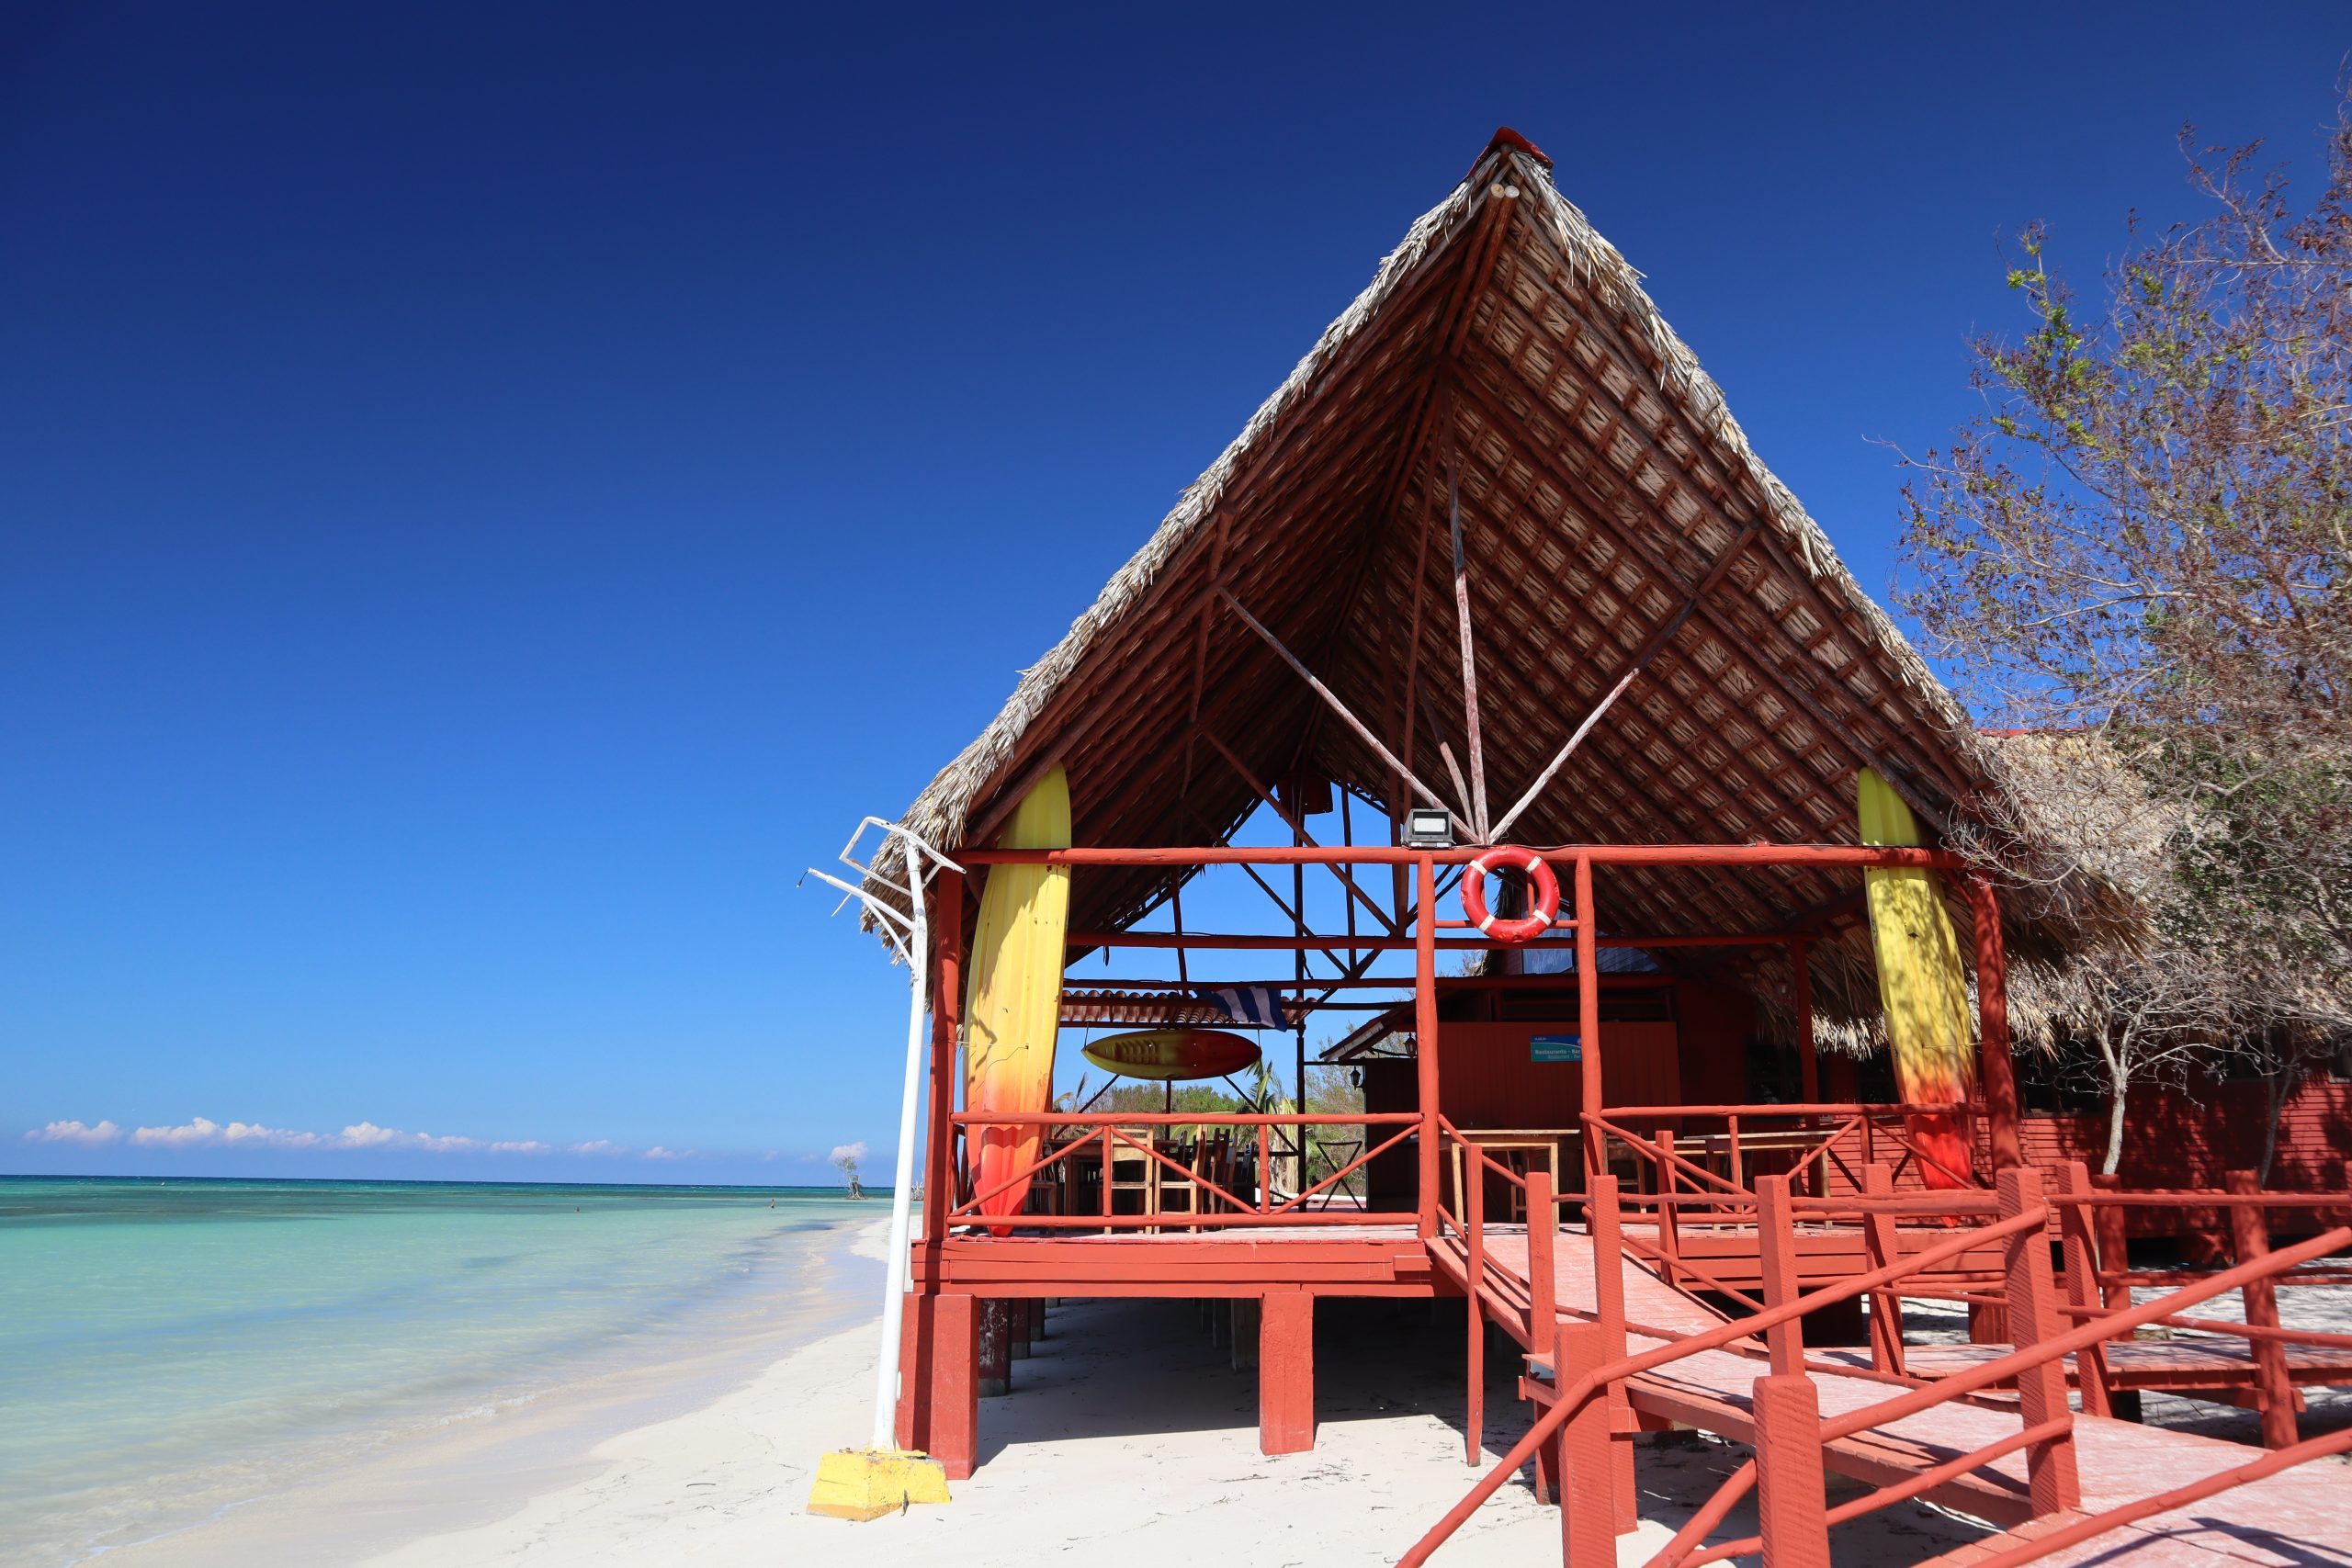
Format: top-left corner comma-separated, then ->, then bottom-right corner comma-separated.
5,3 -> 2346,1183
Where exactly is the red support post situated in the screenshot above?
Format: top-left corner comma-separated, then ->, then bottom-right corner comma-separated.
1790,938 -> 1819,1103
1756,1174 -> 1804,1375
2228,1169 -> 2299,1450
1998,1167 -> 2082,1515
1259,1290 -> 1316,1455
1791,939 -> 1819,1197
1964,873 -> 2026,1171
914,1292 -> 978,1479
922,869 -> 964,1247
1557,1321 -> 1617,1568
1465,1145 -> 1486,1465
1861,1163 -> 1907,1378
2053,1160 -> 2114,1418
1575,854 -> 1601,1188
1415,853 -> 1441,1237
1751,1373 -> 1831,1568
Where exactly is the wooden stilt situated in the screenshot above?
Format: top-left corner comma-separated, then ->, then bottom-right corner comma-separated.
978,1298 -> 1012,1397
923,1293 -> 979,1479
1259,1291 -> 1315,1454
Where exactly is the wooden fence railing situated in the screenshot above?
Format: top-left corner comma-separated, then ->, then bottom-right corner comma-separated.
943,1111 -> 1420,1231
1408,1134 -> 2352,1568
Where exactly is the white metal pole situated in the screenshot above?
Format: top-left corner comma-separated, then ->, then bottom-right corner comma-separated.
868,837 -> 930,1451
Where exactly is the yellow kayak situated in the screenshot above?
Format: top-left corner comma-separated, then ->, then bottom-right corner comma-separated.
1859,768 -> 1977,1189
962,768 -> 1071,1230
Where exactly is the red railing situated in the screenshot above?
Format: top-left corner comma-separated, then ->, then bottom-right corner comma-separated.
1588,1101 -> 1985,1203
1405,1155 -> 2352,1568
944,1111 -> 1421,1230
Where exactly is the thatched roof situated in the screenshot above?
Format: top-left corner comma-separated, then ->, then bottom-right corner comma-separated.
876,130 -> 2086,1031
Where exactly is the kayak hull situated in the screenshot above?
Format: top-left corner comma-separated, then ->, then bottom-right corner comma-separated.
962,769 -> 1071,1232
1859,768 -> 1978,1190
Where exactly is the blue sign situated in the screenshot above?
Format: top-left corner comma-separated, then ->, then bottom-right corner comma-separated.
1531,1033 -> 1582,1064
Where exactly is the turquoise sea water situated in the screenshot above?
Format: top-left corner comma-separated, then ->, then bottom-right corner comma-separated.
0,1177 -> 875,1567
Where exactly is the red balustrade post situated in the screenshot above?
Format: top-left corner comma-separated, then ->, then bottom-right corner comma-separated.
2052,1160 -> 2114,1417
1557,1320 -> 1617,1568
1588,1174 -> 1637,1531
2090,1170 -> 2143,1421
1756,1174 -> 1804,1374
2228,1169 -> 2299,1450
1861,1163 -> 1907,1377
1752,1373 -> 1831,1568
1998,1167 -> 2081,1515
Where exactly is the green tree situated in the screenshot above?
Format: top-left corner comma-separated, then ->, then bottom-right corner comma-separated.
1898,95 -> 2352,1171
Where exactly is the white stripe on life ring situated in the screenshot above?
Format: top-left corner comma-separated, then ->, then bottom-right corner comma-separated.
1476,912 -> 1498,934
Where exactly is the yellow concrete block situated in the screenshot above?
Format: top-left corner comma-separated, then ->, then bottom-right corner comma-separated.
806,1449 -> 952,1522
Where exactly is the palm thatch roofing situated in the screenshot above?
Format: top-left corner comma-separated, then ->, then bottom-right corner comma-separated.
876,129 -> 2095,1035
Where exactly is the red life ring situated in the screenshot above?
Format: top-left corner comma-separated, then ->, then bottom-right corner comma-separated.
1461,847 -> 1560,943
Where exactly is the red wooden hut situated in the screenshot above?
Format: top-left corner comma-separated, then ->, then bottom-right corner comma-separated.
856,130 -> 2352,1564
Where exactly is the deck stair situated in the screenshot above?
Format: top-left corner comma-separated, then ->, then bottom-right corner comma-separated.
1408,1137 -> 2352,1567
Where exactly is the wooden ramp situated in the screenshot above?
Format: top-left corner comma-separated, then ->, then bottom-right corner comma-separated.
1427,1226 -> 2352,1566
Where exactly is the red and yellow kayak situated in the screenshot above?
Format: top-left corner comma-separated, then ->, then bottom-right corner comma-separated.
962,768 -> 1071,1232
1080,1029 -> 1261,1082
1859,767 -> 1978,1189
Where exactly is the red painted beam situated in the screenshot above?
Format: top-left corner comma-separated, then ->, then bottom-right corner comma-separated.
961,843 -> 1964,869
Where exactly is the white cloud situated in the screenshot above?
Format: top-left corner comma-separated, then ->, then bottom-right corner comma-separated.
131,1117 -> 223,1147
225,1122 -> 322,1149
25,1119 -> 120,1145
96,1117 -> 564,1156
829,1142 -> 868,1166
642,1145 -> 682,1160
569,1140 -> 628,1156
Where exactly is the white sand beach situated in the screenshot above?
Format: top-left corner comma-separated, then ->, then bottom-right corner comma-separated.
84,1218 -> 2007,1568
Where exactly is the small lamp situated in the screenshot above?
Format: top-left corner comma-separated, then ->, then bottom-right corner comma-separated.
1402,807 -> 1454,849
